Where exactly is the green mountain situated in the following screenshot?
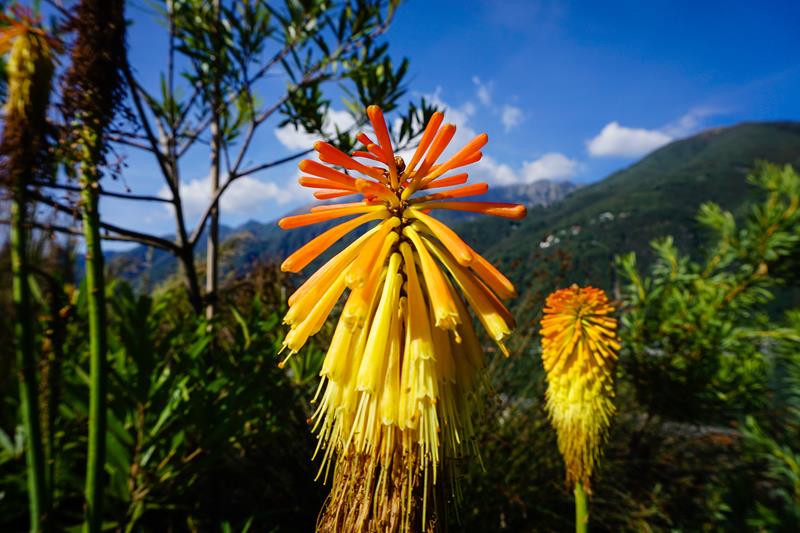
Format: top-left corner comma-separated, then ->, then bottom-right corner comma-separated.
110,121 -> 800,311
107,179 -> 577,289
454,121 -> 800,320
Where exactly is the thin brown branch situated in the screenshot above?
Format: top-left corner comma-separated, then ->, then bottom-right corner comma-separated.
29,191 -> 179,252
121,56 -> 176,194
0,218 -> 162,247
107,133 -> 156,152
188,147 -> 314,247
30,181 -> 172,204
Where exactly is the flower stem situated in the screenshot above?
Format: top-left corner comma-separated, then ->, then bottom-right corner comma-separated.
81,156 -> 108,533
574,482 -> 589,533
11,187 -> 48,532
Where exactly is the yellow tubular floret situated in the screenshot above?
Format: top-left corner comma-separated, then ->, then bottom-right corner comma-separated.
423,236 -> 513,355
402,225 -> 461,331
287,221 -> 384,307
342,231 -> 399,328
345,218 -> 401,288
356,252 -> 402,393
281,209 -> 388,273
405,207 -> 473,265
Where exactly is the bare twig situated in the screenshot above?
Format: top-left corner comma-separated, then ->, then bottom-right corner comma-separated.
121,57 -> 175,194
29,191 -> 179,252
0,218 -> 166,247
30,181 -> 172,203
188,147 -> 314,246
107,133 -> 156,153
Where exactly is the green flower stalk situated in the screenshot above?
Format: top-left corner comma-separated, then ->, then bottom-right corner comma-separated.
540,285 -> 620,532
60,2 -> 126,531
0,11 -> 56,531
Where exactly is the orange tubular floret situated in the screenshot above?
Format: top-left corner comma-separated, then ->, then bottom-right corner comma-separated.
412,182 -> 488,203
366,143 -> 388,161
315,141 -> 387,182
402,225 -> 460,330
298,177 -> 357,191
367,105 -> 397,186
314,190 -> 357,200
281,210 -> 388,273
419,173 -> 469,190
416,201 -> 527,219
287,223 -> 384,306
355,178 -> 398,206
299,160 -> 359,187
419,133 -> 488,187
468,247 -> 517,300
417,155 -> 483,193
310,201 -> 370,212
356,131 -> 377,147
406,209 -> 473,266
432,151 -> 483,173
404,112 -> 444,177
414,124 -> 456,183
278,205 -> 384,229
352,150 -> 382,162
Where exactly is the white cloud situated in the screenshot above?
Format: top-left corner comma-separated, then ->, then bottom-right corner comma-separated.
472,155 -> 520,186
472,76 -> 492,106
586,122 -> 673,158
275,108 -> 356,150
662,106 -> 723,137
159,175 -> 301,222
587,107 -> 724,159
501,105 -> 523,132
472,152 -> 579,185
520,152 -> 579,182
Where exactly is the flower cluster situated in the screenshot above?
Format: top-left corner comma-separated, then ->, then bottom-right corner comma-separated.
0,8 -> 56,188
278,105 -> 525,530
540,285 -> 619,489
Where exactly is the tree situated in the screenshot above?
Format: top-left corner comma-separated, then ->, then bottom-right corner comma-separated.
32,0 -> 435,315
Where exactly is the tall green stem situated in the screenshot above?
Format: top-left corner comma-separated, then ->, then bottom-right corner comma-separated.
11,187 -> 47,531
574,482 -> 589,533
81,152 -> 108,533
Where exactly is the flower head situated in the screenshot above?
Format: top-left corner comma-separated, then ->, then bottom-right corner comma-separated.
278,105 -> 525,529
540,285 -> 619,489
0,8 -> 57,188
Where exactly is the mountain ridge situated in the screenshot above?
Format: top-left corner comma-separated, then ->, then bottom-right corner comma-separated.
107,121 -> 800,304
453,121 -> 800,319
107,178 -> 578,288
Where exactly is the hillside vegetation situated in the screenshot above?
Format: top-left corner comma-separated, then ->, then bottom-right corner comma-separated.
456,122 -> 800,322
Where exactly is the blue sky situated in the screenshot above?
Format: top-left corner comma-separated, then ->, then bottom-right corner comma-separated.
100,0 -> 800,248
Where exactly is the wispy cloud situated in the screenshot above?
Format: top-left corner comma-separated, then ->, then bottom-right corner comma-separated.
472,76 -> 493,106
501,105 -> 523,132
662,106 -> 724,137
414,87 -> 578,185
